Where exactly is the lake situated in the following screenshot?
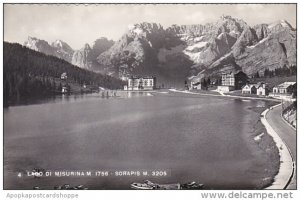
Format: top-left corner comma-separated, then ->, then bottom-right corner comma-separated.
4,91 -> 278,189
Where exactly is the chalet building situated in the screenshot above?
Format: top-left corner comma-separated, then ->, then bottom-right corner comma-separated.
242,82 -> 269,96
256,83 -> 269,96
272,82 -> 296,94
270,82 -> 296,99
190,77 -> 206,90
124,76 -> 156,91
242,84 -> 257,94
190,82 -> 204,90
221,72 -> 235,87
190,81 -> 204,90
61,72 -> 67,80
217,71 -> 248,92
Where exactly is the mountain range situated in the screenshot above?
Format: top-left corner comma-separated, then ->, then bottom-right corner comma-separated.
24,37 -> 114,72
22,15 -> 296,85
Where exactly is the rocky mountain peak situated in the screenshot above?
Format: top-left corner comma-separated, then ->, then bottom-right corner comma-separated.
71,43 -> 93,69
127,22 -> 164,39
71,40 -> 114,71
82,43 -> 91,51
24,36 -> 55,56
214,15 -> 247,37
128,22 -> 163,31
26,36 -> 39,43
52,39 -> 64,48
24,37 -> 74,62
25,36 -> 47,48
51,39 -> 74,62
220,14 -> 233,20
51,39 -> 73,50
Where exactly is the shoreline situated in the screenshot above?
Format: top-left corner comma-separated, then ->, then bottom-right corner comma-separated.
167,89 -> 281,102
167,89 -> 291,189
4,89 -> 292,189
260,104 -> 294,189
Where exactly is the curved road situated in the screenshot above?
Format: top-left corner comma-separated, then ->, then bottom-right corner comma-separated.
266,104 -> 296,189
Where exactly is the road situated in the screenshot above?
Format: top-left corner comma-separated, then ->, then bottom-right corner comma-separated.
265,105 -> 296,189
168,89 -> 281,102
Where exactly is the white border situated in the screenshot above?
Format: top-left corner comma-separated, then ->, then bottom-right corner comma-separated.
1,1 -> 299,200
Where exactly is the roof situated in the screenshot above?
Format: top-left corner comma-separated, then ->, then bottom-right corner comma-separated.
221,71 -> 235,76
254,82 -> 264,88
221,70 -> 244,76
190,77 -> 202,82
128,76 -> 156,79
242,82 -> 267,90
221,71 -> 248,80
276,82 -> 296,89
257,85 -> 267,90
192,82 -> 201,86
242,84 -> 256,89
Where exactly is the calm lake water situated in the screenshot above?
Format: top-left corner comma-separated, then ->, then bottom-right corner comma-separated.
4,91 -> 273,189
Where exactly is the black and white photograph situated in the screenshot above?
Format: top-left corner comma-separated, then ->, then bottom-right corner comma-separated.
2,2 -> 297,195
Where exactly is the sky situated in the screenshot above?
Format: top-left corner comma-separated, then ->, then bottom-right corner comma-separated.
4,4 -> 296,50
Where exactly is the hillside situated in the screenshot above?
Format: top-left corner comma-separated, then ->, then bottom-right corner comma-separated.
3,42 -> 125,105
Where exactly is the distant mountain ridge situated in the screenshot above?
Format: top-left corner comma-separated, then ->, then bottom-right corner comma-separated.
22,16 -> 296,85
24,37 -> 74,63
24,36 -> 114,71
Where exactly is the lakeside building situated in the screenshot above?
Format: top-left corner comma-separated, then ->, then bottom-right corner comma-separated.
272,82 -> 296,94
256,83 -> 269,96
190,81 -> 204,90
241,82 -> 269,96
270,82 -> 296,99
124,76 -> 156,90
61,72 -> 67,80
190,77 -> 206,90
217,71 -> 248,92
242,84 -> 257,94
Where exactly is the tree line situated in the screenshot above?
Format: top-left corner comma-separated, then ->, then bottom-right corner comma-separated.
254,65 -> 296,78
3,42 -> 125,105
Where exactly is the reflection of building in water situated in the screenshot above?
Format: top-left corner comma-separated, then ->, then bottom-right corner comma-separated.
124,76 -> 156,90
61,86 -> 68,93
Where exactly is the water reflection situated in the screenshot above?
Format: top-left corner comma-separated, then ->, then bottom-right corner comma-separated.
8,91 -> 154,107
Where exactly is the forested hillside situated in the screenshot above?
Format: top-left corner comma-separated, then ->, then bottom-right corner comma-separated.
3,42 -> 125,105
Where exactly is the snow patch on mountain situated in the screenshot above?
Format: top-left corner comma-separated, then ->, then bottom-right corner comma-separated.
247,37 -> 269,49
185,42 -> 207,51
183,50 -> 203,63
